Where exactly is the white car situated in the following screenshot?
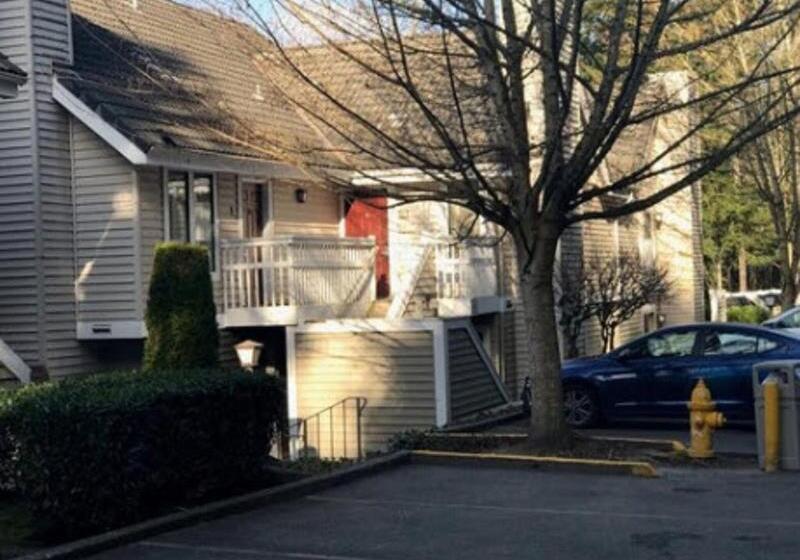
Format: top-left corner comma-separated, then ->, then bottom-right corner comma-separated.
763,306 -> 800,336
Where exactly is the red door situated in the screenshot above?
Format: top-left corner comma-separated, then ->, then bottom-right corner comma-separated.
345,197 -> 390,298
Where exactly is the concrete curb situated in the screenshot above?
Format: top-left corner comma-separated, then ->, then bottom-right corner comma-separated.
441,406 -> 525,433
411,449 -> 660,478
579,434 -> 688,454
15,451 -> 412,560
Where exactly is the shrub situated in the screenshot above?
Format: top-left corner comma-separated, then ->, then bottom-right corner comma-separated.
0,369 -> 283,537
727,304 -> 769,324
144,243 -> 219,370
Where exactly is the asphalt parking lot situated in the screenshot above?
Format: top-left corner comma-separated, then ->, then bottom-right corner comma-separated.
89,461 -> 800,560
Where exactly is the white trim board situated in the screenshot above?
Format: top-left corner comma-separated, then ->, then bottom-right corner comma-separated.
76,321 -> 147,340
0,338 -> 31,384
285,326 -> 300,458
52,77 -> 319,180
295,318 -> 441,334
432,321 -> 450,427
351,164 -> 508,187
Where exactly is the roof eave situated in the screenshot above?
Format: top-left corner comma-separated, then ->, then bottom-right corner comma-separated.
52,75 -> 327,181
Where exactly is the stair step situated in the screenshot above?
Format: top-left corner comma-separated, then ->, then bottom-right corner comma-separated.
367,299 -> 392,318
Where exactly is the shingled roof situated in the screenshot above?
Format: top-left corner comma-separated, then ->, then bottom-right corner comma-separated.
0,50 -> 26,83
274,38 -> 504,172
59,0 -> 322,163
57,0 -> 681,191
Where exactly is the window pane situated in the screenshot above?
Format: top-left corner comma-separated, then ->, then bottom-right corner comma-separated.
758,337 -> 779,353
646,331 -> 696,358
193,174 -> 215,269
703,332 -> 759,355
167,171 -> 189,242
786,310 -> 800,327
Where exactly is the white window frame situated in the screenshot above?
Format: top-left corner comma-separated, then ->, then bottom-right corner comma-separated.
162,168 -> 220,280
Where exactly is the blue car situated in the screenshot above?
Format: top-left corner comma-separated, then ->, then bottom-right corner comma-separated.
561,323 -> 800,428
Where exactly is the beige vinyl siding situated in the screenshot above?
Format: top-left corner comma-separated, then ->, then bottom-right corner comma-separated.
72,120 -> 138,323
35,0 -> 103,376
0,1 -> 39,367
272,180 -> 340,236
294,330 -> 436,456
138,166 -> 163,307
213,172 -> 238,306
691,183 -> 705,320
447,328 -> 505,421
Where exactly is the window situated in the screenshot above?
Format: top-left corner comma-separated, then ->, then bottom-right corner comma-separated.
167,171 -> 189,242
619,330 -> 697,359
164,170 -> 216,270
193,174 -> 215,269
779,309 -> 800,328
703,331 -> 778,356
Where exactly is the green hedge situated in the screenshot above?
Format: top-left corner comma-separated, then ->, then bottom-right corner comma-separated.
0,369 -> 283,537
727,304 -> 769,324
144,243 -> 219,370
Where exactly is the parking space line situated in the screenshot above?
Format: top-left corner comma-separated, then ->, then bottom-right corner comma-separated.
138,541 -> 383,560
305,495 -> 800,528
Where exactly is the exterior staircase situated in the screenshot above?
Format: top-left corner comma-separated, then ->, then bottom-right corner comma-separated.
367,299 -> 392,318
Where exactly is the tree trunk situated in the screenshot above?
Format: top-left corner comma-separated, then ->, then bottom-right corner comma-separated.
738,247 -> 748,292
779,241 -> 798,310
515,231 -> 569,445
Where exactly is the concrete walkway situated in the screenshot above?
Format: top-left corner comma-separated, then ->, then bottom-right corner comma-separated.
89,462 -> 798,560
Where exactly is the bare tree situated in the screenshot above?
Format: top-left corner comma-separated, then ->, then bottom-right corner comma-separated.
555,267 -> 594,359
585,254 -> 671,353
188,0 -> 800,443
690,0 -> 800,309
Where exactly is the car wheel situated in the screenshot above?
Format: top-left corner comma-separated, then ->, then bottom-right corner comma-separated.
563,384 -> 600,428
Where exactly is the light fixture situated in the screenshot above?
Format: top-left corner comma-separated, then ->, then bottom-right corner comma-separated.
295,188 -> 308,203
234,339 -> 263,372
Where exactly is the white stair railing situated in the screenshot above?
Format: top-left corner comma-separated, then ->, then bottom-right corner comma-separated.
386,244 -> 433,319
435,239 -> 497,300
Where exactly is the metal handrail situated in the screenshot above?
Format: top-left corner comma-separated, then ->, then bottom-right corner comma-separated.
296,397 -> 367,460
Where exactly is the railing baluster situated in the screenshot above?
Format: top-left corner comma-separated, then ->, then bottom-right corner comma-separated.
220,237 -> 375,318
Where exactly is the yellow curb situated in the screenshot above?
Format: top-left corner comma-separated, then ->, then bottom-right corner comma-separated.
585,435 -> 688,454
436,432 -> 527,439
411,450 -> 659,478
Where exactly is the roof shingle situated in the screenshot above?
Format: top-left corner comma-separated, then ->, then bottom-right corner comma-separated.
61,0 -> 322,162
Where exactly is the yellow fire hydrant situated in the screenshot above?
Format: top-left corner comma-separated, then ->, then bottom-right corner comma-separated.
687,378 -> 726,459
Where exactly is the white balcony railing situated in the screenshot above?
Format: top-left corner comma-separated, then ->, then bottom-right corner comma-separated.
220,236 -> 376,326
435,239 -> 498,300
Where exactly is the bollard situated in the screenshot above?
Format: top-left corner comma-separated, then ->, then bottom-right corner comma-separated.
763,375 -> 780,472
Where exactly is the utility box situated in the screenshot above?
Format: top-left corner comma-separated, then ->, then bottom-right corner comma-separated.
752,361 -> 800,470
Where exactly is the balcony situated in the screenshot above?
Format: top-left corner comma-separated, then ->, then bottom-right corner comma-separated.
433,239 -> 504,317
219,236 -> 376,327
388,238 -> 504,319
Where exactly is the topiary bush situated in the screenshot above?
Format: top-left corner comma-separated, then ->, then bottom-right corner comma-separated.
727,304 -> 770,324
144,243 -> 219,370
0,369 -> 283,537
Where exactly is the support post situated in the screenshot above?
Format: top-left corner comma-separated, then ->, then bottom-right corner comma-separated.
763,375 -> 780,473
